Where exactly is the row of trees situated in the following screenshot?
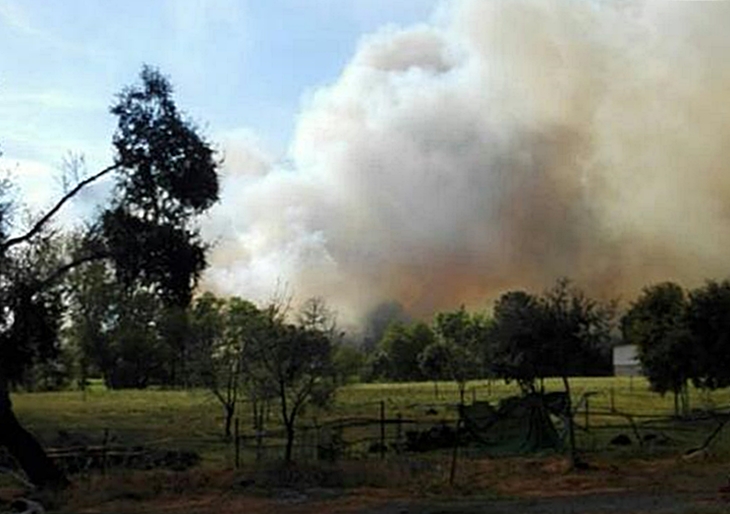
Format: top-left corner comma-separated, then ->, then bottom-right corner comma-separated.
368,279 -> 613,392
623,281 -> 730,416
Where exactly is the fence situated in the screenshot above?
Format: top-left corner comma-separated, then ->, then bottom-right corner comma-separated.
15,380 -> 730,477
232,400 -> 428,467
229,391 -> 730,468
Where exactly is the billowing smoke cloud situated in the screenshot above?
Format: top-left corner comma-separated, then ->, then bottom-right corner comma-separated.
202,0 -> 730,327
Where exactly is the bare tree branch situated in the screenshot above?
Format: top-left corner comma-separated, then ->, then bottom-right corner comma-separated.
36,251 -> 110,292
2,162 -> 120,251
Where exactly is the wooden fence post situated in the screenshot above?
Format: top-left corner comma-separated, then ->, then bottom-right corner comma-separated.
449,410 -> 462,486
380,400 -> 386,459
234,418 -> 240,470
610,387 -> 615,412
101,428 -> 109,475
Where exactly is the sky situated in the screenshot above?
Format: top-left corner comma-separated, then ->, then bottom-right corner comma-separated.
0,0 -> 439,165
4,1 -> 730,329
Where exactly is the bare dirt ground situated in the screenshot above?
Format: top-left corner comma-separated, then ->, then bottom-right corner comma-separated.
4,455 -> 730,513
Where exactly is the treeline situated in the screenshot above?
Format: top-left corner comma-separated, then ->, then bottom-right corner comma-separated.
23,272 -> 730,418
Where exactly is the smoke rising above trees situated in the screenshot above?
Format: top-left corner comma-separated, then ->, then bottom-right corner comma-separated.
203,0 -> 730,326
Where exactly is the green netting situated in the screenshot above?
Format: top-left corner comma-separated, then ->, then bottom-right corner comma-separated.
461,394 -> 563,455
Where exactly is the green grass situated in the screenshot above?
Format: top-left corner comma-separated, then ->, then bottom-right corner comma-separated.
11,376 -> 730,467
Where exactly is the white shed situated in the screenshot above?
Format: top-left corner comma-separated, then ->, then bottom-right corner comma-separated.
613,344 -> 641,376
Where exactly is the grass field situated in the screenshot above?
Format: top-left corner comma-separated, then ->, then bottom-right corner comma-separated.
7,378 -> 730,513
11,376 -> 730,467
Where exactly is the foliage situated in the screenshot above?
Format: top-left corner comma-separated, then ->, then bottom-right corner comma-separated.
420,306 -> 488,402
489,280 -> 614,392
188,294 -> 262,437
245,305 -> 337,461
687,280 -> 730,390
539,278 -> 615,379
332,342 -> 365,385
376,321 -> 434,382
362,301 -> 411,352
621,282 -> 693,414
489,290 -> 546,393
102,65 -> 218,307
0,66 -> 220,488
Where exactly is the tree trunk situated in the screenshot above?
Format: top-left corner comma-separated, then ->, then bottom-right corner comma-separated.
224,403 -> 235,439
561,375 -> 577,469
0,385 -> 68,489
284,422 -> 295,463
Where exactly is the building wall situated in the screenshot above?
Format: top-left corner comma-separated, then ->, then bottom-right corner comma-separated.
613,344 -> 642,376
614,364 -> 642,377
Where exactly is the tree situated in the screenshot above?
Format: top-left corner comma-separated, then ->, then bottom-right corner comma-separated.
298,297 -> 362,386
489,279 -> 615,466
106,288 -> 166,388
540,279 -> 615,466
246,307 -> 337,462
622,282 -> 693,416
687,280 -> 730,391
64,259 -> 116,391
0,66 -> 219,488
377,321 -> 434,382
420,307 -> 486,402
489,291 -> 546,393
332,342 -> 365,385
190,295 -> 265,438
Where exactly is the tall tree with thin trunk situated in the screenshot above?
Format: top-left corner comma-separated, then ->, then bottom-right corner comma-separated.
0,65 -> 219,488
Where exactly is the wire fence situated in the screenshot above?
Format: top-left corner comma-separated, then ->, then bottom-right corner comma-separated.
13,384 -> 730,477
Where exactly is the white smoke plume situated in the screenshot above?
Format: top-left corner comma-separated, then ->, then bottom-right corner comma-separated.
202,0 -> 730,327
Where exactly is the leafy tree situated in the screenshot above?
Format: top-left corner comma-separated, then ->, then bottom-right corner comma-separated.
489,291 -> 546,393
687,280 -> 730,391
189,295 -> 265,438
158,305 -> 194,388
332,342 -> 365,385
105,288 -> 165,388
418,340 -> 450,398
420,307 -> 486,403
64,259 -> 116,390
377,321 -> 434,382
247,307 -> 337,462
0,66 -> 219,488
540,279 -> 615,465
622,282 -> 693,416
489,279 -> 615,466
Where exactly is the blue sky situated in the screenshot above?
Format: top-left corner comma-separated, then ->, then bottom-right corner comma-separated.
0,0 -> 440,172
